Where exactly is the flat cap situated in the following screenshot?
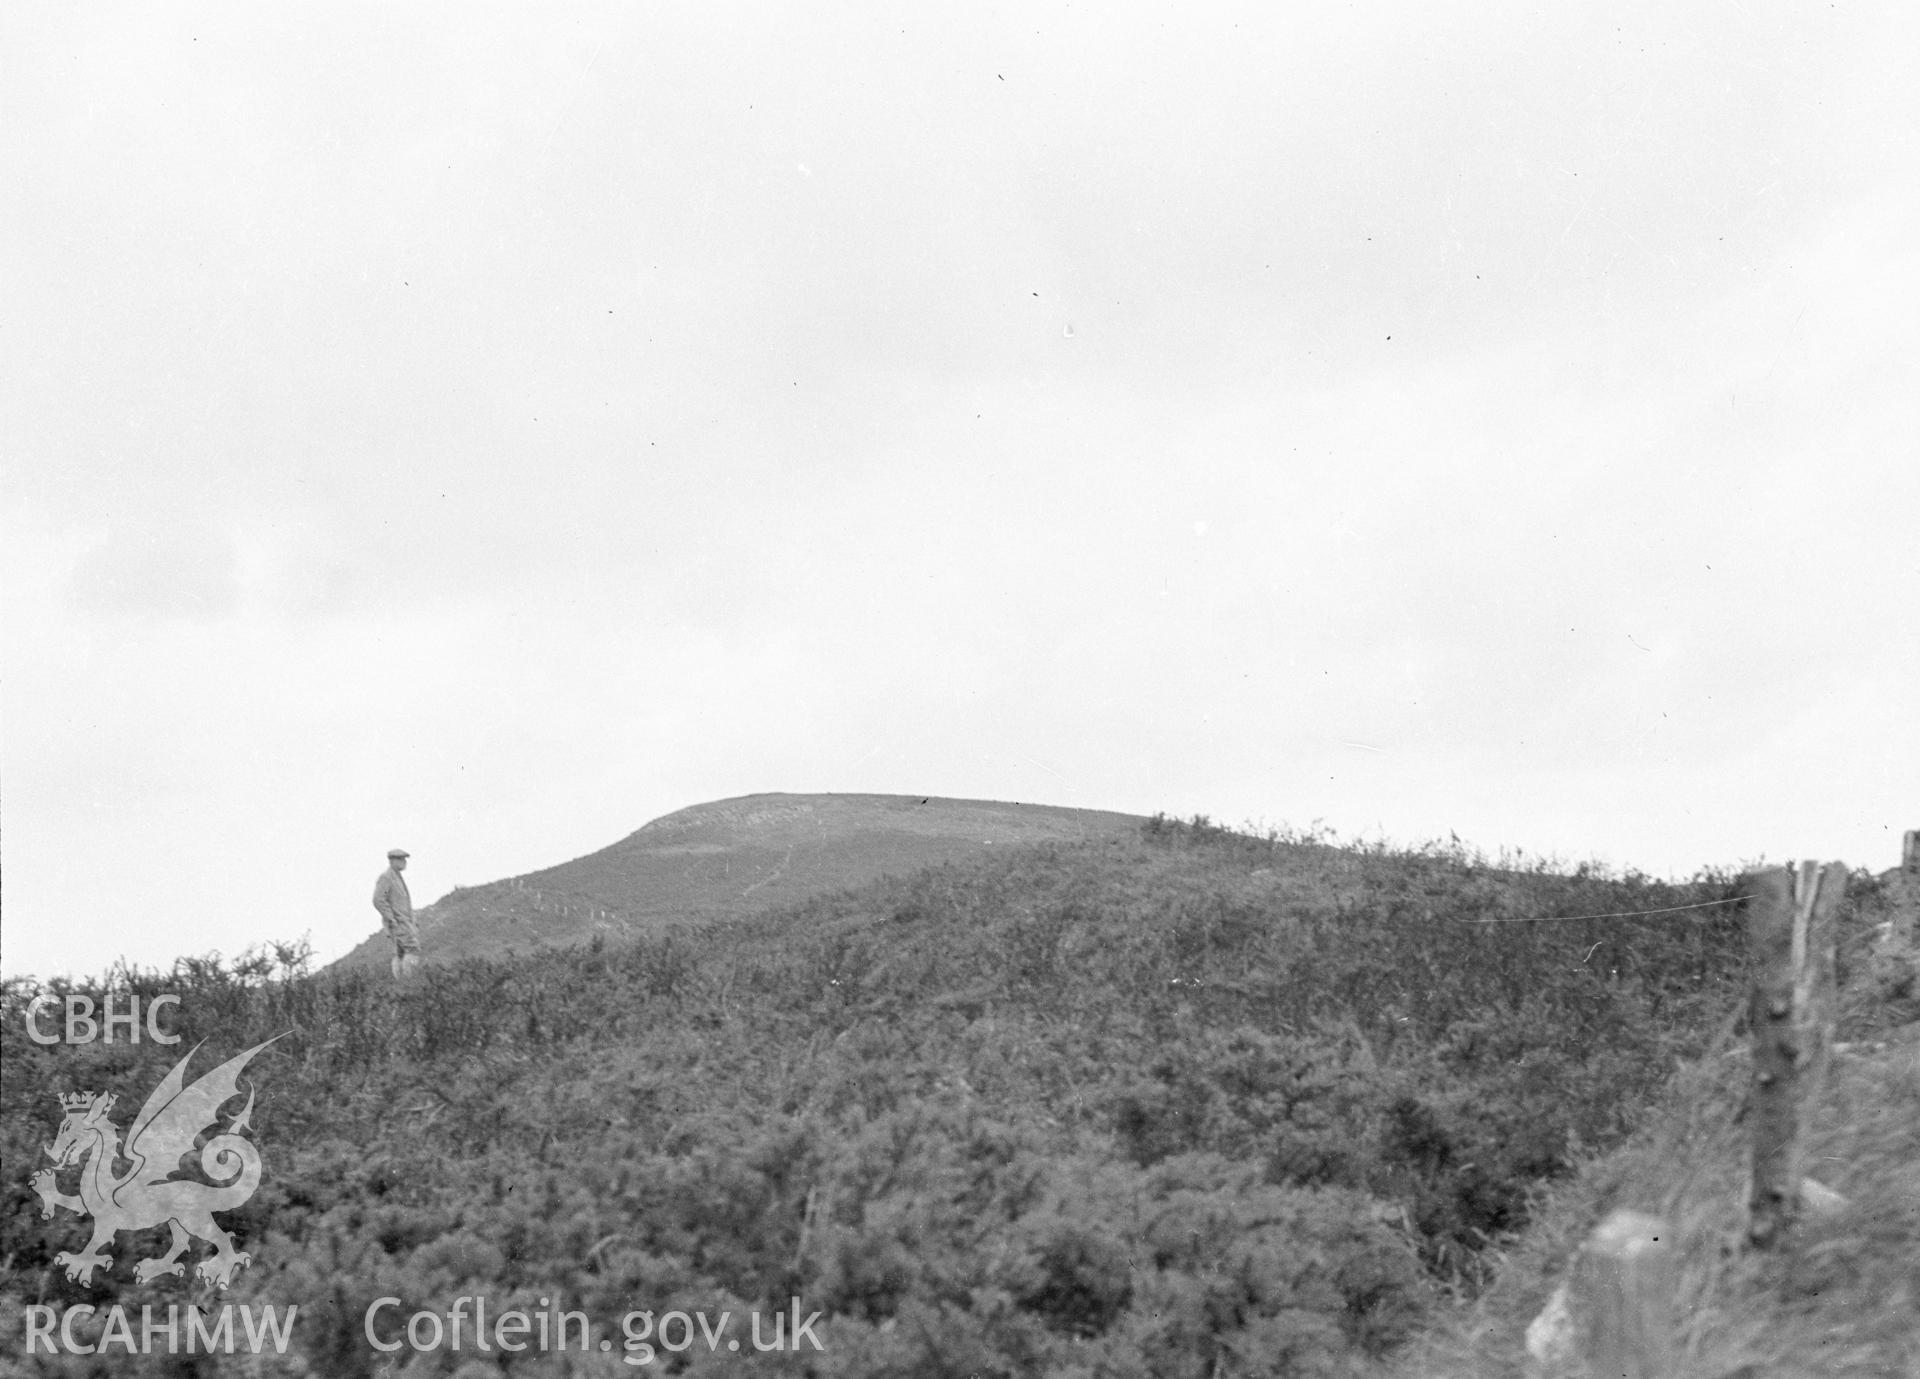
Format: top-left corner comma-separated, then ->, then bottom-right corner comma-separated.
387,848 -> 410,859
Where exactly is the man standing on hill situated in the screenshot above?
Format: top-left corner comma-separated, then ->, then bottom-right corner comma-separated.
373,848 -> 422,978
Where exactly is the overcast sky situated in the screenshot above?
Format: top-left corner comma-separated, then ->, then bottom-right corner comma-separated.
4,2 -> 1914,981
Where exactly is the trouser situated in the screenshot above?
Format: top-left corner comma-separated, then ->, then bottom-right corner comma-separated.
386,916 -> 422,978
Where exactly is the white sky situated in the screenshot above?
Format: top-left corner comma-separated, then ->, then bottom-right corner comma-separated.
3,2 -> 1914,981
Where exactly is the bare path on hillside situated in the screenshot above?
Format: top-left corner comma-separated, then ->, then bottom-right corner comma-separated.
739,844 -> 795,899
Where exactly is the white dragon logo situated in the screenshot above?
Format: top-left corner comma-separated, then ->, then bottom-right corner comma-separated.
31,1037 -> 282,1288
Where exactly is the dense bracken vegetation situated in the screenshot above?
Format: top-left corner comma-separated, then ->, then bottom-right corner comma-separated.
3,819 -> 1817,1376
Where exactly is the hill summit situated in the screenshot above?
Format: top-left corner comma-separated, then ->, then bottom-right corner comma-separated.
331,792 -> 1143,970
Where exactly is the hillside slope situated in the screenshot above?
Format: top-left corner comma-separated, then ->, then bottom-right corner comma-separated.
331,793 -> 1143,971
7,818 -> 1792,1378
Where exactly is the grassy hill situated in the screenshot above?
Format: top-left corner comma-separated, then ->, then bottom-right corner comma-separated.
4,817 -> 1912,1377
330,793 -> 1144,972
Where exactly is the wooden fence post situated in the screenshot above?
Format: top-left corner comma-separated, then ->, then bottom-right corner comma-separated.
1888,830 -> 1920,950
1743,861 -> 1844,1249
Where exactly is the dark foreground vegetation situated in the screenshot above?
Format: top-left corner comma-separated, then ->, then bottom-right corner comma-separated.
5,819 -> 1842,1377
